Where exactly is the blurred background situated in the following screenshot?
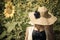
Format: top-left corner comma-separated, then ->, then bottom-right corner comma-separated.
0,0 -> 60,40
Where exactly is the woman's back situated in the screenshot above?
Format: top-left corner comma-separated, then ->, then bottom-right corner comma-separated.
32,30 -> 46,40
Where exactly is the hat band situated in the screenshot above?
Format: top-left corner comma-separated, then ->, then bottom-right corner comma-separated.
34,11 -> 40,19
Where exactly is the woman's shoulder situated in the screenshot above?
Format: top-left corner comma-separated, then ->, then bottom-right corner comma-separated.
26,26 -> 34,31
26,26 -> 34,29
26,26 -> 34,34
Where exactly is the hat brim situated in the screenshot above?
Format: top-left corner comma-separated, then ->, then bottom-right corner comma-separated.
29,12 -> 57,25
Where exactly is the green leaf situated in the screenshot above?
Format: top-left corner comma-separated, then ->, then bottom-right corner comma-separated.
5,22 -> 17,33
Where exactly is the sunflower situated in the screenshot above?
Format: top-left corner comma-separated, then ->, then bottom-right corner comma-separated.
4,1 -> 15,18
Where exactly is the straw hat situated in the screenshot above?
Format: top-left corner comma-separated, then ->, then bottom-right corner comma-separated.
29,6 -> 57,25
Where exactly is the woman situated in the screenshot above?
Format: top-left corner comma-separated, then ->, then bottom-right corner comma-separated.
25,6 -> 57,40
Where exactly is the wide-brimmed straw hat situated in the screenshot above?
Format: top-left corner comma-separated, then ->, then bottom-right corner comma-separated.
29,6 -> 57,25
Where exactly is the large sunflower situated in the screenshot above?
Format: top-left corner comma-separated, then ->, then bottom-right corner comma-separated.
4,1 -> 15,18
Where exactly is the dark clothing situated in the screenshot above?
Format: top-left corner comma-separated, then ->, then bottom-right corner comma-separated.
32,30 -> 46,40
